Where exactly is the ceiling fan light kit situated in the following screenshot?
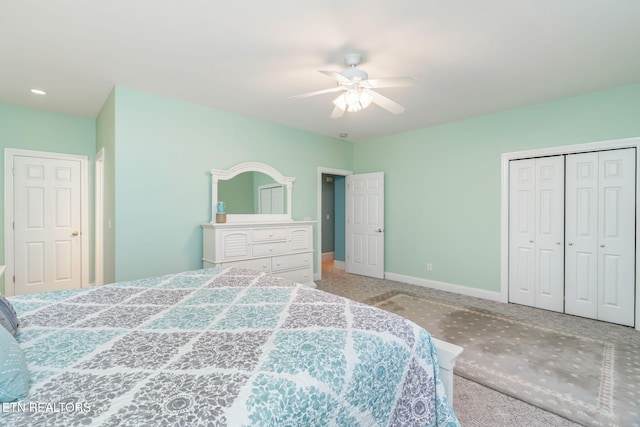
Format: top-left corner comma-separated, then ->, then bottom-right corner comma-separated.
333,88 -> 374,113
291,53 -> 418,118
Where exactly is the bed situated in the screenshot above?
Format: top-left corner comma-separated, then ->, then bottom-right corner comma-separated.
2,267 -> 460,426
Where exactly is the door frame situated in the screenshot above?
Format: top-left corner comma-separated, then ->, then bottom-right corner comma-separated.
316,167 -> 352,281
500,136 -> 640,331
95,148 -> 105,286
4,148 -> 90,296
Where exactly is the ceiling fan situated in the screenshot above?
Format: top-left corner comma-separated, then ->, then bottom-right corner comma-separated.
290,53 -> 418,118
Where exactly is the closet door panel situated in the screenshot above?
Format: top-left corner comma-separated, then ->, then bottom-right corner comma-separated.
509,159 -> 536,306
566,148 -> 635,326
565,153 -> 599,319
509,156 -> 564,311
534,157 -> 565,312
597,148 -> 635,326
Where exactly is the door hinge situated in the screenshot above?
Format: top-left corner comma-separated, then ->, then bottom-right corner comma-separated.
13,275 -> 15,283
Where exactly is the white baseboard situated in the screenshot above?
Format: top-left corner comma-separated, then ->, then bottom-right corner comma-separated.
322,252 -> 335,262
384,272 -> 505,303
333,260 -> 345,270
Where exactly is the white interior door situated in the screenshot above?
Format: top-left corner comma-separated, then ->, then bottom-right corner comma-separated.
346,172 -> 384,279
565,152 -> 599,319
509,156 -> 564,311
533,156 -> 565,312
597,149 -> 635,326
565,148 -> 635,326
509,159 -> 536,306
13,154 -> 83,295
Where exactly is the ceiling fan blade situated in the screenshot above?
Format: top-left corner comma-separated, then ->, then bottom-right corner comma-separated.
319,70 -> 352,84
288,86 -> 345,99
330,106 -> 345,119
368,90 -> 406,114
362,76 -> 418,89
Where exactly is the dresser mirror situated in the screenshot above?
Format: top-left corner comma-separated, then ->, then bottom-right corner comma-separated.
211,162 -> 294,223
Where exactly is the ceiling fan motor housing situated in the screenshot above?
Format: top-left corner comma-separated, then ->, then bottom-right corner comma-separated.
340,53 -> 368,81
339,68 -> 368,81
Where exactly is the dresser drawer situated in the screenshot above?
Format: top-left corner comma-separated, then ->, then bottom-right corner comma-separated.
223,258 -> 271,273
274,267 -> 313,284
252,228 -> 287,242
252,242 -> 288,257
271,252 -> 312,272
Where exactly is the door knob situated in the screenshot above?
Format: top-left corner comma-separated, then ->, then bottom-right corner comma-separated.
529,240 -> 534,243
568,243 -> 573,246
556,242 -> 562,245
376,228 -> 384,233
600,243 -> 605,248
72,231 -> 79,237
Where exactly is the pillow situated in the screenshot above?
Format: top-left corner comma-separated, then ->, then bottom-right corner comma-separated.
0,326 -> 30,402
0,295 -> 18,336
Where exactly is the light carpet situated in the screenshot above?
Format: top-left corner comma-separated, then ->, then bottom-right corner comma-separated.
315,263 -> 640,427
371,291 -> 638,427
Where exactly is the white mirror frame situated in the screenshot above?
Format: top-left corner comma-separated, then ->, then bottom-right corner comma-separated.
211,162 -> 295,223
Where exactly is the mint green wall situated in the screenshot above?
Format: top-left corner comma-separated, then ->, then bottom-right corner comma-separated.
113,86 -> 353,281
3,81 -> 638,293
354,83 -> 640,293
0,103 -> 96,294
96,90 -> 116,284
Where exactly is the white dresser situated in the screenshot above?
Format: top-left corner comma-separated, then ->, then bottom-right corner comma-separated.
201,221 -> 315,287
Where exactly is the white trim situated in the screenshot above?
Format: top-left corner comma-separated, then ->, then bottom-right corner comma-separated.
385,272 -> 504,302
333,260 -> 345,270
4,148 -> 90,296
316,167 -> 352,281
322,252 -> 335,262
500,136 -> 640,331
94,148 -> 105,286
432,337 -> 463,404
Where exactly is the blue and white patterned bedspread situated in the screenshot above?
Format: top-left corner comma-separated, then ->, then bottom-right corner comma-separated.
3,267 -> 459,426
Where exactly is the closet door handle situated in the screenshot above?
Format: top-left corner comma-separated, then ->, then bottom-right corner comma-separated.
568,243 -> 573,246
600,243 -> 605,248
529,240 -> 534,243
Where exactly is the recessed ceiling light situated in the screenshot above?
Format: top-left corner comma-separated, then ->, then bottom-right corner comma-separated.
30,88 -> 47,95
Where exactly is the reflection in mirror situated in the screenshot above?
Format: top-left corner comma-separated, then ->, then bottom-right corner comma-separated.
218,172 -> 287,214
210,162 -> 295,223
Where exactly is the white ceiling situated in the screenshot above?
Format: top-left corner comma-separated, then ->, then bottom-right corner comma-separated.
2,0 -> 639,142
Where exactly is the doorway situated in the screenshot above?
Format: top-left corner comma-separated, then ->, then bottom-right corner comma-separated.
316,167 -> 351,281
316,168 -> 386,281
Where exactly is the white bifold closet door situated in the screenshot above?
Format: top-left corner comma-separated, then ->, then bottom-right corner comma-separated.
565,148 -> 636,327
508,156 -> 565,312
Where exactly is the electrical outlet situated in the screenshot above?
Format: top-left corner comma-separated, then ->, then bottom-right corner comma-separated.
427,263 -> 433,272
